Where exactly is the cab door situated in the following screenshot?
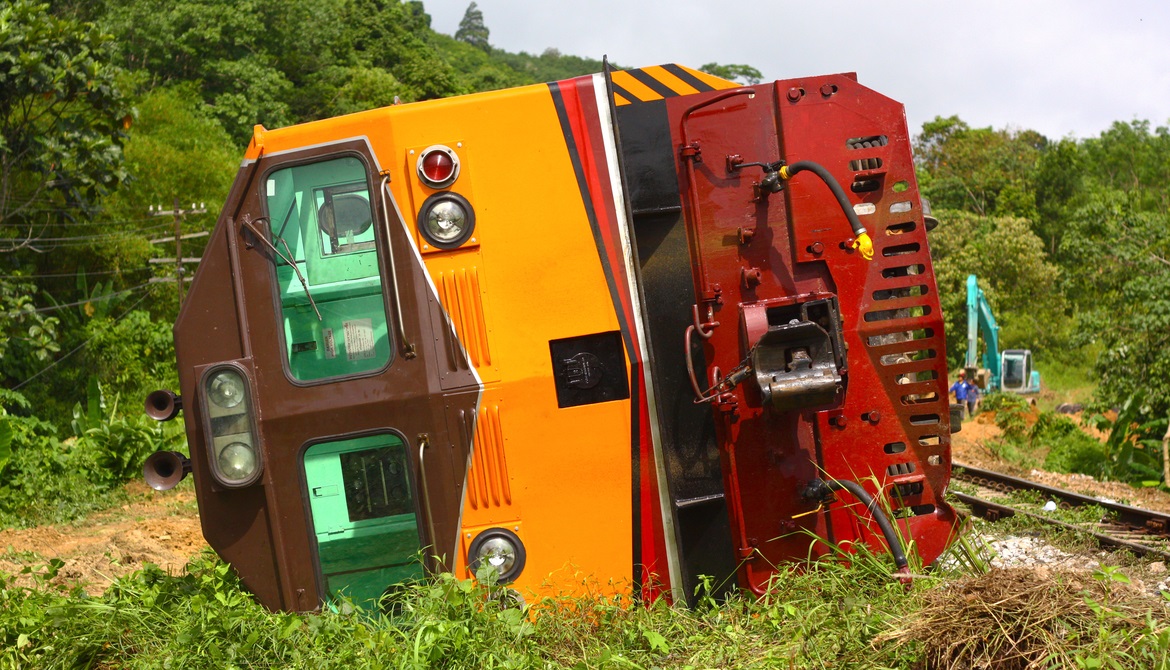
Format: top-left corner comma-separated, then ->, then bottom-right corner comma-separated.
225,138 -> 478,610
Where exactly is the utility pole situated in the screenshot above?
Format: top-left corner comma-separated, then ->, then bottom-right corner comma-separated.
149,199 -> 208,309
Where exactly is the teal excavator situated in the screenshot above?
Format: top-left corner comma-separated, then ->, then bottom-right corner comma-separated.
966,274 -> 1041,393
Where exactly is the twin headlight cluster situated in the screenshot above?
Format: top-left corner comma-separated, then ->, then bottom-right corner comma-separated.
416,145 -> 475,250
202,366 -> 263,487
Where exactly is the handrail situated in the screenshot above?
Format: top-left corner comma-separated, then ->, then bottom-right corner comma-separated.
378,173 -> 417,359
417,433 -> 441,571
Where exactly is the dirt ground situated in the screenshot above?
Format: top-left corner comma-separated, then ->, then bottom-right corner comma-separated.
951,411 -> 1170,513
0,482 -> 207,595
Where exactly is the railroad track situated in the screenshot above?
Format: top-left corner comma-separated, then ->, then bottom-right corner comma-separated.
951,462 -> 1170,561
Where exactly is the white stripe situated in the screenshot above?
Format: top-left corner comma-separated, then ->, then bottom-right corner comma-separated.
592,73 -> 684,602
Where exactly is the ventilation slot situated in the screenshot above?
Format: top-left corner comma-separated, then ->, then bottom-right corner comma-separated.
894,482 -> 924,498
866,328 -> 934,348
882,264 -> 925,278
902,391 -> 940,405
849,157 -> 883,171
879,348 -> 936,365
436,267 -> 492,370
846,135 -> 888,150
894,503 -> 934,518
467,404 -> 511,510
873,285 -> 928,301
882,242 -> 921,257
884,442 -> 907,454
851,177 -> 881,193
919,434 -> 940,447
910,413 -> 941,426
863,305 -> 930,322
889,201 -> 912,214
927,455 -> 942,466
887,462 -> 917,476
886,221 -> 916,235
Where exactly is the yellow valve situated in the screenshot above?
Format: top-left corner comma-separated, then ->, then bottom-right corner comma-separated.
852,232 -> 874,261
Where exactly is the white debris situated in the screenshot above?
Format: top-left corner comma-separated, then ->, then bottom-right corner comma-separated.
1042,501 -> 1057,512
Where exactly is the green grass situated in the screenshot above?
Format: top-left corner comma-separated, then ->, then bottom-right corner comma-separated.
3,538 -> 1166,669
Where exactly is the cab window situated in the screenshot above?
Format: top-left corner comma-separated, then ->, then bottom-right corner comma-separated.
264,156 -> 392,381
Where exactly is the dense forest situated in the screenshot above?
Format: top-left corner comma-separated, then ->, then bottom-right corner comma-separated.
1,0 -> 1168,519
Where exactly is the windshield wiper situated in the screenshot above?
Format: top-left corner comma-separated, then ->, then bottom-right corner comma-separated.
241,215 -> 322,321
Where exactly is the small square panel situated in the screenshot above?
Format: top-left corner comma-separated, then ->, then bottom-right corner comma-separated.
548,331 -> 630,408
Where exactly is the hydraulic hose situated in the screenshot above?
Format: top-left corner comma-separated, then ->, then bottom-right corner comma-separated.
778,160 -> 873,260
812,478 -> 909,574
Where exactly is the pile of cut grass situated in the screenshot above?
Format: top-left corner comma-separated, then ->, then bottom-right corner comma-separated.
880,566 -> 1170,669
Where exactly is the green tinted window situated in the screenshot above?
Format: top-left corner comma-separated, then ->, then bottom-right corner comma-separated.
264,156 -> 391,381
304,434 -> 423,608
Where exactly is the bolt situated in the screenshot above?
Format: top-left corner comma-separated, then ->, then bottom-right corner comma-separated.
820,83 -> 835,97
868,410 -> 881,424
739,227 -> 755,244
830,415 -> 847,428
787,87 -> 803,102
742,266 -> 762,289
807,241 -> 824,256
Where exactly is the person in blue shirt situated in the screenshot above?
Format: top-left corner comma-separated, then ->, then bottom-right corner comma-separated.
950,370 -> 971,418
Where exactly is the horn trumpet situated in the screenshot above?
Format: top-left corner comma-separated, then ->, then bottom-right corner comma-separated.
145,389 -> 182,421
143,450 -> 192,491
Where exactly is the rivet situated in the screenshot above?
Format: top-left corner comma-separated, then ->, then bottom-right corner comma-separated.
787,87 -> 803,102
807,242 -> 824,255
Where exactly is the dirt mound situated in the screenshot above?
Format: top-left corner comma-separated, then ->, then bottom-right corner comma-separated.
0,482 -> 206,595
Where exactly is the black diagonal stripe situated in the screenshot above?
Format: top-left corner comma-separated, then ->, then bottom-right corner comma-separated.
610,81 -> 639,104
624,68 -> 678,99
547,82 -> 635,366
661,64 -> 714,93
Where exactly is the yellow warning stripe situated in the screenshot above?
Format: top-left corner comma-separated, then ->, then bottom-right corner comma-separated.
610,70 -> 664,103
674,64 -> 741,91
641,65 -> 700,96
614,92 -> 632,106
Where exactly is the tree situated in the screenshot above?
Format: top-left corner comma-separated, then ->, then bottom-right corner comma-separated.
0,0 -> 131,252
455,2 -> 490,52
699,63 -> 762,85
913,115 -> 1044,219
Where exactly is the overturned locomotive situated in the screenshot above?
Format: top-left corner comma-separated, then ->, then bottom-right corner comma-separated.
144,63 -> 959,611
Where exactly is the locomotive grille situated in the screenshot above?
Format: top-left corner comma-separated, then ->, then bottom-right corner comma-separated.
467,404 -> 512,510
436,267 -> 492,370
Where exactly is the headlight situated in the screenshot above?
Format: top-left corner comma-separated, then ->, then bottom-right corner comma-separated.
417,192 -> 475,250
201,364 -> 262,487
468,528 -> 526,584
218,442 -> 258,480
207,370 -> 245,408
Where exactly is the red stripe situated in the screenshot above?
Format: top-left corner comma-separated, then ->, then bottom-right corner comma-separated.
556,76 -> 670,597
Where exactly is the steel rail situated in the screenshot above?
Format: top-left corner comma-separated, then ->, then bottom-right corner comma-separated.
953,461 -> 1170,537
951,491 -> 1170,561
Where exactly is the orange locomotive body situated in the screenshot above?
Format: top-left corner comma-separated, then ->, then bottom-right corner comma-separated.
145,64 -> 960,611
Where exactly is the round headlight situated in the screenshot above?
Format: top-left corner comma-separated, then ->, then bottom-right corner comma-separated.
416,145 -> 460,188
418,192 -> 475,249
218,442 -> 258,481
468,528 -> 525,584
207,370 -> 246,409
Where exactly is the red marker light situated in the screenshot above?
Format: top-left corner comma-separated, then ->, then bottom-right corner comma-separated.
416,145 -> 460,188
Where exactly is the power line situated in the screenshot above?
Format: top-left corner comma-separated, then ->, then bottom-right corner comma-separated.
2,266 -> 156,280
0,266 -> 155,280
1,281 -> 153,318
12,286 -> 155,391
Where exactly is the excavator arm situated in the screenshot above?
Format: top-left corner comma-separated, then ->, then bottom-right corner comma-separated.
965,274 -> 1000,389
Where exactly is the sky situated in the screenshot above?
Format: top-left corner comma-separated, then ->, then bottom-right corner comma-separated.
422,0 -> 1170,141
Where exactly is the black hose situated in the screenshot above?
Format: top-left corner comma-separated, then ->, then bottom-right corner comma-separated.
815,478 -> 909,571
781,160 -> 866,236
